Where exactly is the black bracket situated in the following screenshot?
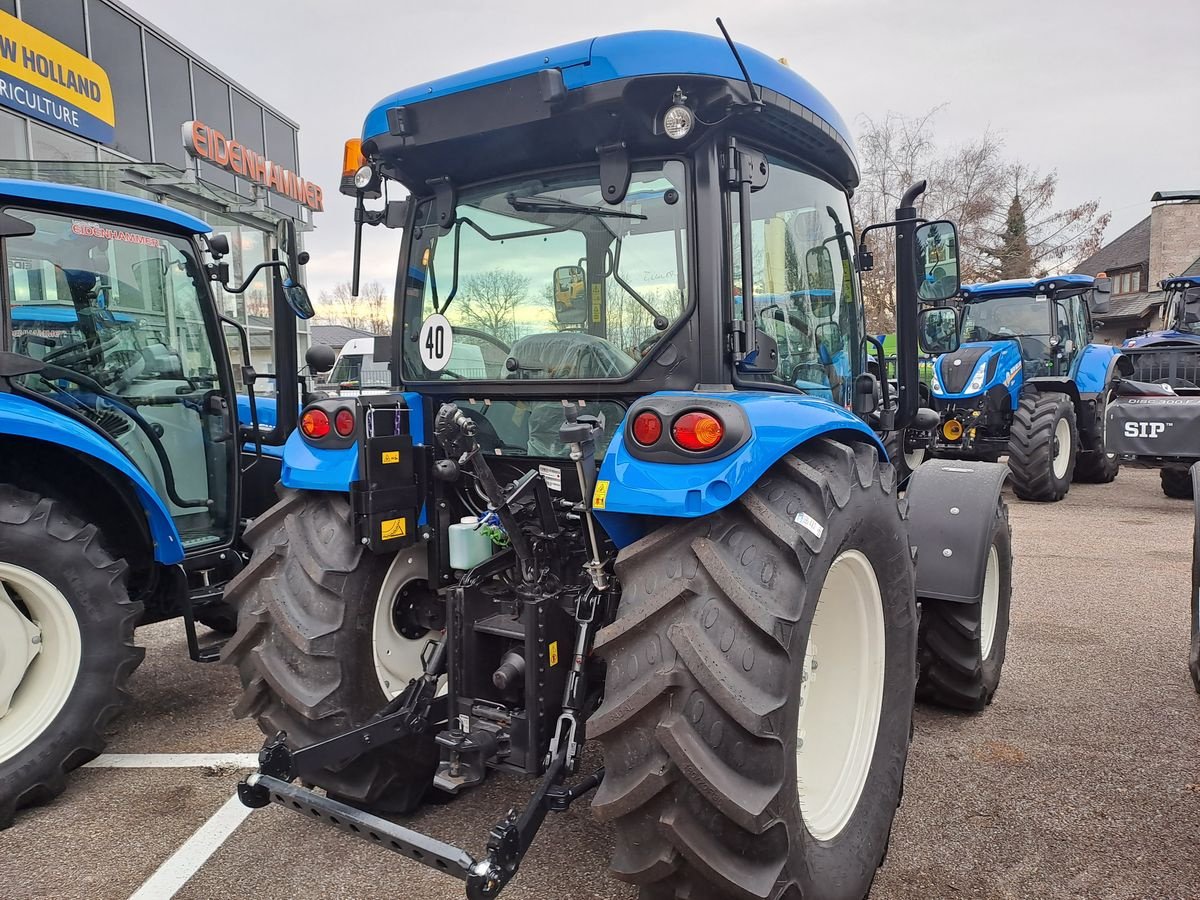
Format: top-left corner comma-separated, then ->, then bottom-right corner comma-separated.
598,142 -> 631,205
428,176 -> 458,232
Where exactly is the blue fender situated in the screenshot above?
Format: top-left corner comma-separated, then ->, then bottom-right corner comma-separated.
0,393 -> 184,563
237,393 -> 284,458
280,391 -> 427,492
1073,343 -> 1123,396
592,391 -> 883,548
930,341 -> 1023,409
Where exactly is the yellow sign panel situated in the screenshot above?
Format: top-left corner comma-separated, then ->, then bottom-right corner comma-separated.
0,11 -> 114,143
548,641 -> 559,667
591,283 -> 602,323
592,480 -> 609,510
381,450 -> 400,464
380,517 -> 408,541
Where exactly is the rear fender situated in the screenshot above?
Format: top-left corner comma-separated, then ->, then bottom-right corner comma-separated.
0,392 -> 183,563
592,390 -> 883,549
906,458 -> 1008,604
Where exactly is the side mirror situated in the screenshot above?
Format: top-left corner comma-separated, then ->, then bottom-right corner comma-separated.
0,211 -> 35,238
1090,277 -> 1112,315
283,281 -> 315,320
914,220 -> 961,302
276,218 -> 303,277
553,265 -> 588,326
816,321 -> 845,355
805,245 -> 835,292
918,306 -> 960,355
304,343 -> 336,374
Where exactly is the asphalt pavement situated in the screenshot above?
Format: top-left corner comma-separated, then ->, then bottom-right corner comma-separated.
2,467 -> 1198,900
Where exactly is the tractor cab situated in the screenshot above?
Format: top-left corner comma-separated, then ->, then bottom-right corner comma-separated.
1125,276 -> 1200,348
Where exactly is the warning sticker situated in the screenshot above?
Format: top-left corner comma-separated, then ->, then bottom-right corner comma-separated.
380,517 -> 408,541
592,480 -> 609,509
381,450 -> 400,464
538,464 -> 562,492
591,283 -> 602,323
548,641 -> 559,666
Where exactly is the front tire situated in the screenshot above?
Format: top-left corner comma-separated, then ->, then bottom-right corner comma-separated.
590,439 -> 916,900
917,501 -> 1012,711
222,490 -> 438,813
1007,393 -> 1077,502
1161,467 -> 1193,500
0,485 -> 142,828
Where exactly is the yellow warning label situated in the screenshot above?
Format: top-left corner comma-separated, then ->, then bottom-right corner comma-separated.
591,283 -> 602,323
380,517 -> 407,541
592,480 -> 609,510
548,641 -> 559,666
381,450 -> 400,464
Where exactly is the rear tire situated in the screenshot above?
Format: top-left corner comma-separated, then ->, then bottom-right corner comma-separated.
591,439 -> 916,900
222,489 -> 438,813
917,500 -> 1012,711
0,485 -> 142,828
1007,393 -> 1077,502
1161,467 -> 1193,500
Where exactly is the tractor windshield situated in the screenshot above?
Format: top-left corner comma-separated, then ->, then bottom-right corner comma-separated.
401,160 -> 688,382
960,294 -> 1055,369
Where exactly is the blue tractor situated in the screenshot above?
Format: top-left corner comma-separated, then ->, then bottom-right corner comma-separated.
1116,276 -> 1200,498
0,179 -> 319,826
228,27 -> 1013,900
921,274 -> 1125,501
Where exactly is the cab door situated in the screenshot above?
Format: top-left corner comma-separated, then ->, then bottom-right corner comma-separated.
1,206 -> 239,552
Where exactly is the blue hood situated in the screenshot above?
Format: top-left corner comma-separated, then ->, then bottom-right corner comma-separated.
932,340 -> 1023,399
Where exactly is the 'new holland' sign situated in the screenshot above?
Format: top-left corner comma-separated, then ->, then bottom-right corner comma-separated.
0,11 -> 115,144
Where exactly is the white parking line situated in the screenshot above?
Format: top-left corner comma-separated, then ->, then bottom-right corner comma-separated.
127,792 -> 254,900
85,753 -> 259,768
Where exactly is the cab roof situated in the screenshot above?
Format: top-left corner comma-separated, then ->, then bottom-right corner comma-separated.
361,30 -> 858,191
1163,276 -> 1200,290
960,274 -> 1095,300
0,178 -> 210,235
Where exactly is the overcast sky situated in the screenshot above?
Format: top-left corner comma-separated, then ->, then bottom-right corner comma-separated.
126,0 -> 1200,299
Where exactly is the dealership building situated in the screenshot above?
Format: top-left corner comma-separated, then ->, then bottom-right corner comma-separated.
0,0 -> 320,373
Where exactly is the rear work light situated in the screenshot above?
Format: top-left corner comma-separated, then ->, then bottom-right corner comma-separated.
301,408 -> 330,440
672,411 -> 724,452
631,411 -> 663,446
334,408 -> 356,437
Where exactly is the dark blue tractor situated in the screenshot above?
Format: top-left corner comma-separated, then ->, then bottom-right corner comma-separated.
227,27 -> 1014,900
0,178 -> 319,826
1114,276 -> 1200,498
921,274 -> 1125,501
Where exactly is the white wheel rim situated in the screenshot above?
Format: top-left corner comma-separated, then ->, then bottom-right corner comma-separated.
1052,417 -> 1071,479
904,444 -> 926,473
979,545 -> 1000,659
796,549 -> 886,842
0,563 -> 82,763
372,552 -> 443,700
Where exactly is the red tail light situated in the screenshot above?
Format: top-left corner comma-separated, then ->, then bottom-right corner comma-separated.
334,408 -> 356,437
672,411 -> 724,451
631,411 -> 663,446
300,408 -> 330,439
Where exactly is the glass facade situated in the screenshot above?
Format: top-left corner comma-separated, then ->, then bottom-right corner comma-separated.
0,0 -> 311,386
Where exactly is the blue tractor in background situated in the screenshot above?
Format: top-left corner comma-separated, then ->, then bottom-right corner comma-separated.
0,178 -> 319,826
227,26 -> 1015,900
1116,276 -> 1200,498
921,274 -> 1124,501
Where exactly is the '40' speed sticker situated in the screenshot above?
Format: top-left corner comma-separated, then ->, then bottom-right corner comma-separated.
418,313 -> 454,372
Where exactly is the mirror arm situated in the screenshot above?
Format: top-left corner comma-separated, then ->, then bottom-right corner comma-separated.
218,259 -> 289,295
892,181 -> 927,429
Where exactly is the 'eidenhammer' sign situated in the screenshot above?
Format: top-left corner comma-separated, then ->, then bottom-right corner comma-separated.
0,11 -> 115,144
183,119 -> 324,213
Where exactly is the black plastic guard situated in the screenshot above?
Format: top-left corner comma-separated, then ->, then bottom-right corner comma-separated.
906,460 -> 1008,604
1191,463 -> 1200,641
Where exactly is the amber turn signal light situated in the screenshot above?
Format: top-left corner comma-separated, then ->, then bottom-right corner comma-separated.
673,411 -> 724,451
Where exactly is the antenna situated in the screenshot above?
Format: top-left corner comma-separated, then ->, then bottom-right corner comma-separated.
715,18 -> 761,106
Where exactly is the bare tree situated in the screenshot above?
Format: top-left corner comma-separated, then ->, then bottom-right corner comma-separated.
315,281 -> 392,334
458,270 -> 529,345
853,109 -> 1108,331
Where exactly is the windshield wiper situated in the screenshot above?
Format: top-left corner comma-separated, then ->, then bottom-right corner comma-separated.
507,195 -> 647,220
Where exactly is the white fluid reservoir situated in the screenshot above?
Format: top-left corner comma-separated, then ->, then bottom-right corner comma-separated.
448,516 -> 493,570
